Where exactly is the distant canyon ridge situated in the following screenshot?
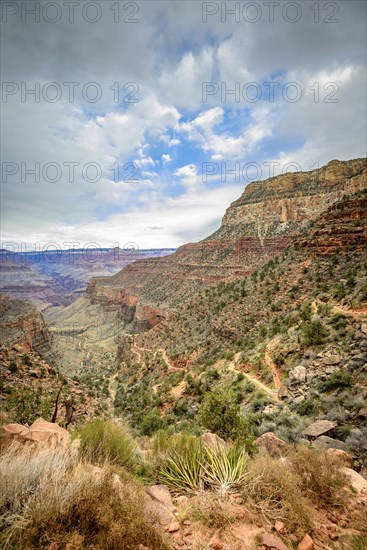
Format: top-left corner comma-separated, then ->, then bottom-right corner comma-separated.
0,247 -> 176,310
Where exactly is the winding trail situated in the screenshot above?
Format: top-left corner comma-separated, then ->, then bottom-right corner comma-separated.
264,336 -> 282,392
130,339 -> 279,398
157,347 -> 181,371
228,353 -> 279,401
131,342 -> 181,371
327,301 -> 367,319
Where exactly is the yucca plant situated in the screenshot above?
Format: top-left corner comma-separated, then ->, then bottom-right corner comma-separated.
158,438 -> 203,493
202,443 -> 249,498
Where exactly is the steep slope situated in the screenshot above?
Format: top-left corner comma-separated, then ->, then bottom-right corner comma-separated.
0,295 -> 111,424
87,158 -> 367,330
114,190 -> 367,468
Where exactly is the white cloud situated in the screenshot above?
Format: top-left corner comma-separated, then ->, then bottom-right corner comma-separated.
174,164 -> 200,187
160,135 -> 181,147
159,48 -> 215,110
180,105 -> 272,160
162,154 -> 172,164
1,1 -> 366,247
2,183 -> 243,248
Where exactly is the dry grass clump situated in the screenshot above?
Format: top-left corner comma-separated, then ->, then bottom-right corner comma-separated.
78,418 -> 141,472
287,444 -> 349,505
0,438 -> 79,519
0,440 -> 168,550
244,454 -> 313,537
188,494 -> 236,529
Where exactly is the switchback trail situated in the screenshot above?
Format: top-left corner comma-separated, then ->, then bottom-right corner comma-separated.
228,352 -> 279,401
131,341 -> 181,371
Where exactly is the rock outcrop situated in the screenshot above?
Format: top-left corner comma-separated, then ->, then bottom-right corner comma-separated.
255,432 -> 287,456
0,418 -> 70,447
0,294 -> 52,353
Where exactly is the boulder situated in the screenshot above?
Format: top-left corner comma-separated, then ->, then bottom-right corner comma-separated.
358,407 -> 367,419
297,534 -> 314,550
145,485 -> 176,526
289,365 -> 307,383
278,385 -> 289,399
274,520 -> 285,534
259,532 -> 290,550
361,323 -> 367,335
326,448 -> 354,467
1,420 -> 70,447
302,420 -> 336,439
0,423 -> 29,442
293,395 -> 305,405
22,418 -> 70,444
341,468 -> 367,497
255,432 -> 287,457
323,355 -> 342,366
312,435 -> 347,451
202,432 -> 226,449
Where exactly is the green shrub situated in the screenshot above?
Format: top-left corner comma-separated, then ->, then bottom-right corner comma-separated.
8,362 -> 18,373
301,320 -> 327,346
319,370 -> 352,392
0,440 -> 168,550
198,386 -> 255,445
78,419 -> 139,472
202,443 -> 249,497
140,409 -> 164,436
296,399 -> 315,416
22,354 -> 32,366
4,385 -> 55,424
288,444 -> 348,505
244,454 -> 313,538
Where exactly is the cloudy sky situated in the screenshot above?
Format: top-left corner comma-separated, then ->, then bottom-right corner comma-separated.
1,0 -> 366,249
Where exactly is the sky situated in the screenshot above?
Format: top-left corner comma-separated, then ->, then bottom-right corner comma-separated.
1,0 -> 366,250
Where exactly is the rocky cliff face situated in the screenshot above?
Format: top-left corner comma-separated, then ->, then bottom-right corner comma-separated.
0,294 -> 53,354
296,195 -> 367,254
86,158 -> 367,330
220,158 -> 366,235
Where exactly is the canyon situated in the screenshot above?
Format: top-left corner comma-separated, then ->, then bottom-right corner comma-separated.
0,247 -> 175,310
1,159 -> 367,441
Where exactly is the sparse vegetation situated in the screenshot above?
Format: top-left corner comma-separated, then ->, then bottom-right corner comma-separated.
78,418 -> 140,472
244,453 -> 313,537
0,439 -> 168,550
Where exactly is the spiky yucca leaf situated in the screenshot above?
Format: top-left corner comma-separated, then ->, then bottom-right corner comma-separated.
202,443 -> 249,497
158,440 -> 203,493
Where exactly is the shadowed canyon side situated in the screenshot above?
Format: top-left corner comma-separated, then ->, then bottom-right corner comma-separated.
86,158 -> 367,330
0,294 -> 53,355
